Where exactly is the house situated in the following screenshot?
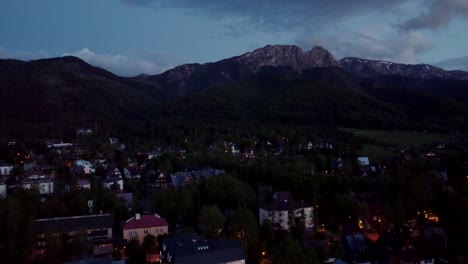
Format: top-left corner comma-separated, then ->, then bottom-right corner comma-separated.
0,178 -> 7,198
74,160 -> 94,175
259,191 -> 314,231
21,171 -> 54,194
123,213 -> 168,244
160,234 -> 246,264
32,214 -> 113,259
76,179 -> 91,190
101,177 -> 123,191
357,157 -> 370,171
147,147 -> 164,160
106,166 -> 123,178
0,162 -> 13,176
170,169 -> 225,190
126,165 -> 140,179
155,172 -> 169,188
109,137 -> 119,144
306,141 -> 314,150
76,128 -> 93,138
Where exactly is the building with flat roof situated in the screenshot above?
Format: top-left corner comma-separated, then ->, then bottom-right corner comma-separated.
32,214 -> 113,259
160,234 -> 246,264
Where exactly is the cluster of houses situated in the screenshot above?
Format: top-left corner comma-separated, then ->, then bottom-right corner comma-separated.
0,133 -> 458,264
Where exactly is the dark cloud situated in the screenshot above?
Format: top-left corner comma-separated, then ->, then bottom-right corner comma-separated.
122,0 -> 409,31
398,0 -> 468,30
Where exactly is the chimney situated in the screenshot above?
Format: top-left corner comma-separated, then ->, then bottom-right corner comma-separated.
136,213 -> 141,220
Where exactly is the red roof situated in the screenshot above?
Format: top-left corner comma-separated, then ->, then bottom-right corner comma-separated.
123,214 -> 168,230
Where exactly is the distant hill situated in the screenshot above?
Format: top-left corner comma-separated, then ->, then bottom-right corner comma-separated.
339,57 -> 468,81
1,45 -> 467,138
157,66 -> 467,130
0,56 -> 165,137
436,56 -> 468,72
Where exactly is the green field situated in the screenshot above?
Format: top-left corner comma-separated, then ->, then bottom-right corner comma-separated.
340,128 -> 448,146
358,144 -> 397,163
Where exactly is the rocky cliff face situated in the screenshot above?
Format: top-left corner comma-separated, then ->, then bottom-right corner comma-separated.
150,45 -> 341,96
340,57 -> 468,81
237,45 -> 340,72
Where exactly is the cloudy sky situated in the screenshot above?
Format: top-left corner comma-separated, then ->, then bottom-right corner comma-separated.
1,0 -> 468,76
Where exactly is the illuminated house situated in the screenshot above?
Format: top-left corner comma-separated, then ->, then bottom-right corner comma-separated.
259,191 -> 314,231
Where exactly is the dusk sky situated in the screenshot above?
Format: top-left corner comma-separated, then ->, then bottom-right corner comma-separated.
1,0 -> 468,76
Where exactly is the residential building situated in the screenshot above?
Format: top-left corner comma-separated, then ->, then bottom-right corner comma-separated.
0,162 -> 13,176
101,177 -> 123,191
32,214 -> 113,259
76,179 -> 91,190
170,169 -> 225,190
357,157 -> 370,171
123,213 -> 168,243
160,234 -> 246,264
74,160 -> 94,174
155,172 -> 169,188
259,191 -> 314,231
106,166 -> 123,178
21,171 -> 54,194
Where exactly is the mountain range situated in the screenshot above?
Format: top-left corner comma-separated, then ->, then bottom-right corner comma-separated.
0,44 -> 467,138
436,56 -> 468,72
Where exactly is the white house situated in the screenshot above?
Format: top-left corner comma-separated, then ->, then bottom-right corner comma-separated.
259,192 -> 314,231
357,157 -> 370,171
74,160 -> 94,174
0,162 -> 13,176
21,171 -> 54,194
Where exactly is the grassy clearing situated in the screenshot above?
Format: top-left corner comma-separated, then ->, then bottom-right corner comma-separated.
358,144 -> 397,163
340,128 -> 448,146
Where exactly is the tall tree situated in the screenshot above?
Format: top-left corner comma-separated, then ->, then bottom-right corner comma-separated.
202,205 -> 224,239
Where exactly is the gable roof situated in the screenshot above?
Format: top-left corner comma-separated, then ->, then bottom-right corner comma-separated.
123,214 -> 168,230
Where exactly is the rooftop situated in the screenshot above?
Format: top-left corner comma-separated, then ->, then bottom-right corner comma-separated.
123,214 -> 168,230
161,234 -> 245,264
34,214 -> 113,233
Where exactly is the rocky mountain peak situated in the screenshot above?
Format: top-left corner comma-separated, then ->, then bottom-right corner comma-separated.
237,44 -> 340,72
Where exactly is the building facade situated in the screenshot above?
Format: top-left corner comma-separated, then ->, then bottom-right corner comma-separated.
123,213 -> 168,244
21,171 -> 54,194
259,192 -> 314,231
32,214 -> 113,259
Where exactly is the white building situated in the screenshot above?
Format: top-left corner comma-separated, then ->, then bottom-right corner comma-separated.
259,192 -> 314,231
21,171 -> 54,194
74,160 -> 94,174
0,162 -> 13,176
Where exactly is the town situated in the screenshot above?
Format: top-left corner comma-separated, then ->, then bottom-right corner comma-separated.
0,126 -> 465,264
